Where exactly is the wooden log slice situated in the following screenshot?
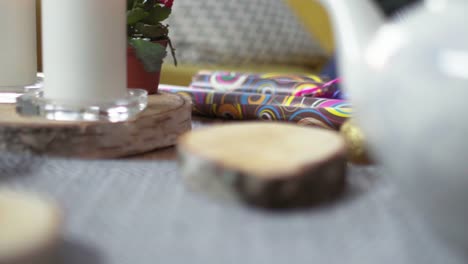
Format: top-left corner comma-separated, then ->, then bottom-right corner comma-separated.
178,122 -> 347,209
0,190 -> 61,264
0,92 -> 192,158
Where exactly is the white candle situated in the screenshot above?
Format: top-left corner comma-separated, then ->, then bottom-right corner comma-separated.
42,0 -> 127,104
0,0 -> 37,87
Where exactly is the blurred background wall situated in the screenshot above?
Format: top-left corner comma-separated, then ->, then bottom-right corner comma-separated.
35,0 -> 421,84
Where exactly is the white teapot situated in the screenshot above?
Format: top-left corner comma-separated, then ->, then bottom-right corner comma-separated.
320,0 -> 468,252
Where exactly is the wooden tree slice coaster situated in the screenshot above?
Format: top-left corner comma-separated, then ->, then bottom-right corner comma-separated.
0,190 -> 62,264
178,122 -> 347,209
0,92 -> 192,158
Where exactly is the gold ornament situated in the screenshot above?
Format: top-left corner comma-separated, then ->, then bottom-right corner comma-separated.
340,120 -> 373,164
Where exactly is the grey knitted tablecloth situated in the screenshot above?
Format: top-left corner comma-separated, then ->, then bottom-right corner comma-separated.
0,152 -> 464,264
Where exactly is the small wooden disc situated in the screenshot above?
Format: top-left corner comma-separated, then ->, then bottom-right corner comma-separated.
178,122 -> 347,208
0,190 -> 61,264
0,92 -> 192,158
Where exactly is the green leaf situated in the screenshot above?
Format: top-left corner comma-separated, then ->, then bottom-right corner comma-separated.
135,23 -> 168,39
127,8 -> 149,25
143,5 -> 172,24
127,0 -> 133,9
143,0 -> 157,11
129,39 -> 167,72
127,0 -> 136,10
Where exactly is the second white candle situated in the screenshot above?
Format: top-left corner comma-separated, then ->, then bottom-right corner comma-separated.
41,0 -> 127,104
0,0 -> 37,87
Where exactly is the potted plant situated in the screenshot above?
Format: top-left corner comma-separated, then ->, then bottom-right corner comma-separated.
127,0 -> 177,94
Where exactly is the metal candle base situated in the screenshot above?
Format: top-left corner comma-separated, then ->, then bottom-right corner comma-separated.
16,89 -> 148,122
0,73 -> 44,103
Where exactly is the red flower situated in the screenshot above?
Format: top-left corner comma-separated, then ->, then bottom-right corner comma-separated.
159,0 -> 173,8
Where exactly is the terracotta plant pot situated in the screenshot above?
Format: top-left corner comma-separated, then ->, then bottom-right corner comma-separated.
127,40 -> 167,94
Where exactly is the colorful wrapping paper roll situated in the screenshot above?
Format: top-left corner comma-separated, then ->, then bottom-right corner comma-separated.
159,85 -> 351,130
191,71 -> 343,99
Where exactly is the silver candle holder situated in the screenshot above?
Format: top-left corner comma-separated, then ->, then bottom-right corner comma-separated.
0,73 -> 44,104
16,88 -> 148,122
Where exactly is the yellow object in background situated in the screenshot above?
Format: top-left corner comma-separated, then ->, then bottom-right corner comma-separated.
160,64 -> 319,87
285,0 -> 335,55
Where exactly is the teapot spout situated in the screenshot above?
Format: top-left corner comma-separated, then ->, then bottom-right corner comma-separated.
320,0 -> 384,97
